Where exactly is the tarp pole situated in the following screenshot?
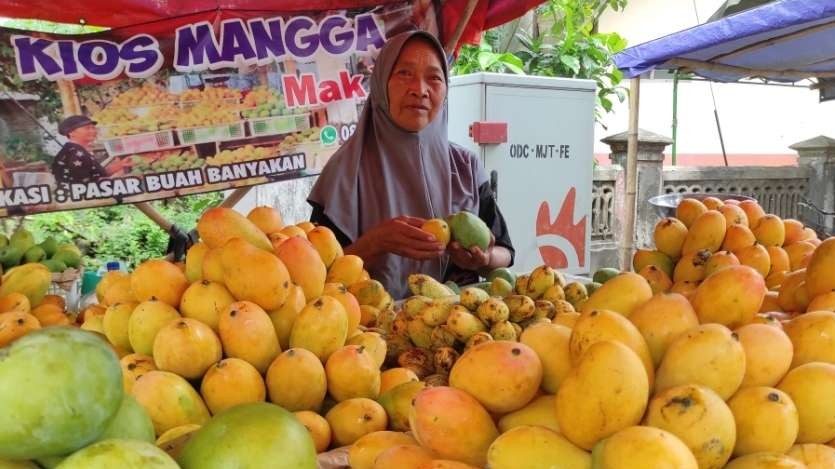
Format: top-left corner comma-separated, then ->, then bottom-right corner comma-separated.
220,187 -> 253,209
621,77 -> 640,271
134,202 -> 173,232
671,71 -> 679,165
444,0 -> 480,55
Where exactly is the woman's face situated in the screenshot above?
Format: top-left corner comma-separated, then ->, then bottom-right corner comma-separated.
69,124 -> 98,147
387,38 -> 446,132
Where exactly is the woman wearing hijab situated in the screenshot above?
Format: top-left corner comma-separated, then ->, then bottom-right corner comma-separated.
308,30 -> 513,299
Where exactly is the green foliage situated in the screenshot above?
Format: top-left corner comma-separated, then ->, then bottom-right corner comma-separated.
12,192 -> 223,270
2,133 -> 51,163
452,0 -> 629,122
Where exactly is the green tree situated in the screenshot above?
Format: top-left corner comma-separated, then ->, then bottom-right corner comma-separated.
452,0 -> 629,122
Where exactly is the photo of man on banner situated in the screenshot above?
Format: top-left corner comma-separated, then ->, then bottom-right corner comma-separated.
52,115 -> 108,185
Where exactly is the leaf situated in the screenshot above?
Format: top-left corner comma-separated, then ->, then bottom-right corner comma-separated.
559,55 -> 581,74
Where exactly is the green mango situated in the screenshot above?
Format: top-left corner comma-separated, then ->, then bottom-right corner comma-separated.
38,237 -> 58,257
0,458 -> 40,468
9,229 -> 34,252
447,211 -> 491,251
178,403 -> 316,469
0,328 -> 123,460
52,440 -> 177,469
592,267 -> 621,285
23,246 -> 46,264
377,381 -> 426,431
444,281 -> 461,295
0,246 -> 24,270
41,259 -> 67,273
52,250 -> 81,269
56,243 -> 81,257
97,395 -> 155,444
487,267 -> 517,286
585,281 -> 604,296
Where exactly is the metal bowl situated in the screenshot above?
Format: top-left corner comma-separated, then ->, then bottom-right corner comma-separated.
648,193 -> 757,218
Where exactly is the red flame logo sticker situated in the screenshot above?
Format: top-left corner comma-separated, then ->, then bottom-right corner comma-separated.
535,187 -> 586,269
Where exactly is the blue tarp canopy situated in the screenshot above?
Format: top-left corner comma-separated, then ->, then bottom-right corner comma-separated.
613,0 -> 835,82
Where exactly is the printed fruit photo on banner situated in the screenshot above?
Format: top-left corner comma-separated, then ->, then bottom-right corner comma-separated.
0,2 -> 441,218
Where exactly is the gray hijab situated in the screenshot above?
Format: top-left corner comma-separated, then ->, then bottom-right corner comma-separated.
308,30 -> 485,299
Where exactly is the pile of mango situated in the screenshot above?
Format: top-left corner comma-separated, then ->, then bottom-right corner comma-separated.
0,228 -> 81,272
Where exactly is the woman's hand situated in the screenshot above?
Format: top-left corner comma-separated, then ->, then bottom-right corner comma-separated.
448,234 -> 494,272
347,216 -> 446,261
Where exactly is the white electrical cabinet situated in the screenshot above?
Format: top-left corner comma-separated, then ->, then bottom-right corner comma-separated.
448,73 -> 596,275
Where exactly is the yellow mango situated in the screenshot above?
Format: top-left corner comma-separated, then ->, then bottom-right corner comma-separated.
673,249 -> 712,283
197,207 -> 272,251
739,200 -> 766,229
786,444 -> 835,469
127,299 -> 180,356
654,217 -> 688,260
323,283 -> 361,334
691,265 -> 767,328
520,323 -> 572,393
724,453 -> 806,468
778,269 -> 809,313
676,198 -> 708,228
570,309 -> 654,388
326,254 -> 364,286
200,248 -> 225,283
784,311 -> 835,368
681,210 -> 726,255
267,284 -> 306,350
120,353 -> 156,394
655,324 -> 746,400
628,292 -> 698,367
719,203 -> 749,227
307,226 -> 344,267
265,347 -> 327,412
786,241 -> 816,271
752,214 -> 786,247
736,244 -> 772,278
449,340 -> 543,414
293,410 -> 331,453
556,341 -> 649,450
349,431 -> 418,469
593,426 -> 698,469
735,323 -> 793,388
645,384 -> 736,469
275,236 -> 326,302
130,259 -> 189,307
131,370 -> 210,436
0,292 -> 30,314
153,318 -> 222,380
778,362 -> 835,443
728,386 -> 799,456
525,265 -> 556,299
379,368 -> 419,394
246,206 -> 284,234
632,249 -> 674,279
325,398 -> 387,447
808,292 -> 835,312
0,263 -> 51,307
218,301 -> 280,374
346,331 -> 386,369
103,302 -> 138,351
178,280 -> 235,332
289,295 -> 348,362
325,344 -> 381,401
497,395 -> 560,433
409,386 -> 498,467
579,272 -> 652,317
200,358 -> 265,415
373,445 -> 433,469
722,224 -> 757,253
221,238 -> 291,311
806,237 -> 835,299
0,311 -> 40,347
486,425 -> 590,469
184,242 -> 208,282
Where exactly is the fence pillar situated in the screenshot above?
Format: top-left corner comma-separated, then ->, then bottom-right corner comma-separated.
601,128 -> 672,250
790,135 -> 835,236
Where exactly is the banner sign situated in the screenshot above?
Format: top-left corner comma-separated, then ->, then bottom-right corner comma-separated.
0,3 -> 437,216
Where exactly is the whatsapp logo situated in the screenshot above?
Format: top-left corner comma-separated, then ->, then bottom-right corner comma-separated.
320,126 -> 338,146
